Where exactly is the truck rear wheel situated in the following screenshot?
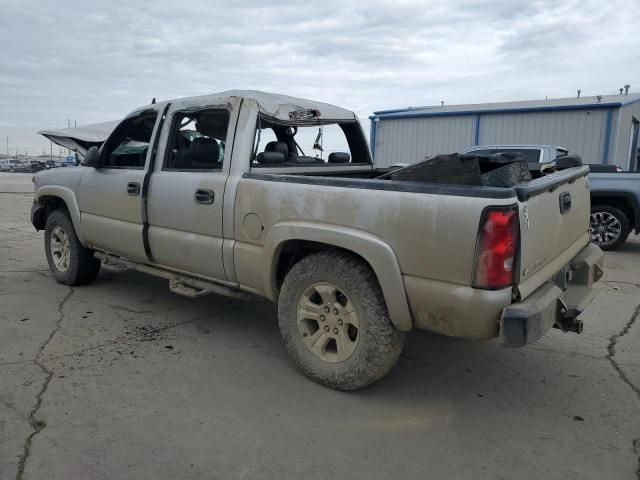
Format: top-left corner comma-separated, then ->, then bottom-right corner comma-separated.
44,209 -> 101,285
278,250 -> 405,390
590,205 -> 630,251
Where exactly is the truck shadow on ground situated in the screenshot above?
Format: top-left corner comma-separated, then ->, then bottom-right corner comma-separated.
88,268 -> 584,409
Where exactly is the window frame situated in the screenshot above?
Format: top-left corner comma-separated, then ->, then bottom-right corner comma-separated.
161,107 -> 231,173
99,110 -> 158,170
250,115 -> 373,169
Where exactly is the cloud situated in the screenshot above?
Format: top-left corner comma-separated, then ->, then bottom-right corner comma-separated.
0,0 -> 638,153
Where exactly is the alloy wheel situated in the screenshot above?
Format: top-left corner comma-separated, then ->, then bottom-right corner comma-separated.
590,211 -> 622,247
296,282 -> 360,363
50,225 -> 71,272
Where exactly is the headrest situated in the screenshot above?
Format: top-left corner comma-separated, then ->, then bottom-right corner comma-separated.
328,152 -> 350,163
265,141 -> 288,156
190,137 -> 221,164
256,151 -> 286,164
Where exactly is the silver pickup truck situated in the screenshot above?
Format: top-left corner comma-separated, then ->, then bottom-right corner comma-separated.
31,91 -> 603,389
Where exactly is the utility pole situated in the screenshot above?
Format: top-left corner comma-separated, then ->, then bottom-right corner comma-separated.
67,119 -> 72,158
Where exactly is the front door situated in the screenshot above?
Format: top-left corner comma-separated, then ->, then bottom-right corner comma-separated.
77,110 -> 159,262
146,107 -> 230,281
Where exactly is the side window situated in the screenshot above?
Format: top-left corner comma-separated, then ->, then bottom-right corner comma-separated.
164,109 -> 229,171
101,112 -> 158,169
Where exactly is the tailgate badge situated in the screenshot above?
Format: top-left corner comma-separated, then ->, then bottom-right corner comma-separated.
523,204 -> 530,230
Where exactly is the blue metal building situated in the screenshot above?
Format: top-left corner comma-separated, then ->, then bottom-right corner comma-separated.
370,92 -> 640,171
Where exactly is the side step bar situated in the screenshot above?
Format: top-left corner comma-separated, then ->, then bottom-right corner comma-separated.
94,251 -> 260,302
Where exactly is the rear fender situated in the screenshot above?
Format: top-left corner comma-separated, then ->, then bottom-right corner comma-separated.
263,221 -> 412,332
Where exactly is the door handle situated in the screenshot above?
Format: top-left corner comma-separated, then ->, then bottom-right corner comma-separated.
127,182 -> 141,196
194,188 -> 215,205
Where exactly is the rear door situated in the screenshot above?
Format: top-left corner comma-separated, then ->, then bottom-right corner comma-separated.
145,105 -> 232,281
77,109 -> 160,262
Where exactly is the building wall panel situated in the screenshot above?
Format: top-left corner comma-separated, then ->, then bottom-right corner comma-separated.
374,116 -> 475,167
478,109 -> 608,163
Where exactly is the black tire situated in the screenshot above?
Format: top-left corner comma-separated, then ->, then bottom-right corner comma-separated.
278,250 -> 406,390
44,209 -> 101,285
590,205 -> 630,251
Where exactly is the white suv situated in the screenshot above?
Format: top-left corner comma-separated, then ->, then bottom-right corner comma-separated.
0,159 -> 18,172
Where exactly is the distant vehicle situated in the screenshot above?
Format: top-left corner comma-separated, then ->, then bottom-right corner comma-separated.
460,144 -> 625,172
589,173 -> 640,250
0,159 -> 19,172
29,160 -> 47,172
13,162 -> 33,173
459,144 -> 567,163
587,164 -> 623,173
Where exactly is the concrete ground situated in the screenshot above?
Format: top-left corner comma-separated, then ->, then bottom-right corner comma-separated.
0,171 -> 639,480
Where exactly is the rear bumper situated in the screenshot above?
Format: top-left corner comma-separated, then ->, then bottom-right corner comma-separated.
500,243 -> 604,347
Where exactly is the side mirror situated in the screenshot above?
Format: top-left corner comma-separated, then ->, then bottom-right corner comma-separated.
83,146 -> 100,168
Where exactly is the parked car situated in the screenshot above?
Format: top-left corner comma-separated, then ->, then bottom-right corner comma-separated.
589,173 -> 640,250
459,144 -> 567,163
587,164 -> 623,173
29,160 -> 47,172
0,159 -> 18,172
31,91 -> 603,389
13,162 -> 32,173
460,144 -> 636,250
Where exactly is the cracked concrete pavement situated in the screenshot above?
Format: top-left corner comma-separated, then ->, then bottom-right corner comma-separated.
1,172 -> 639,479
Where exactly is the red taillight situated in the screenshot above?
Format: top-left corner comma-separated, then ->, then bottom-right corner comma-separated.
472,206 -> 519,289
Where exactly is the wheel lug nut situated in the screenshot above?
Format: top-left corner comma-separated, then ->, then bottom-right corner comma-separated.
320,315 -> 325,321
333,308 -> 339,315
324,307 -> 330,313
333,328 -> 339,334
338,319 -> 343,325
324,325 -> 330,332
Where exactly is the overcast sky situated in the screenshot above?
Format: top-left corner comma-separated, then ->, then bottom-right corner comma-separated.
1,0 -> 638,155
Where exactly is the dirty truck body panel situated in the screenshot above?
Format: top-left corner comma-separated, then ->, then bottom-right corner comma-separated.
33,90 -> 602,348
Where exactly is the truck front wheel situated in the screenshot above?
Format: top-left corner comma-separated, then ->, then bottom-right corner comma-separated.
278,250 -> 405,390
44,209 -> 101,285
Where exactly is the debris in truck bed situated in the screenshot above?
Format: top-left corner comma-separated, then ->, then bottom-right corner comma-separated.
389,153 -> 482,185
386,152 -> 531,188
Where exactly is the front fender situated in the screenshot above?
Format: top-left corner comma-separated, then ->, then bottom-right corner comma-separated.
262,221 -> 412,332
35,185 -> 87,245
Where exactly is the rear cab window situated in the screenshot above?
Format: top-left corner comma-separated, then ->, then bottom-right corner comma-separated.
251,116 -> 371,168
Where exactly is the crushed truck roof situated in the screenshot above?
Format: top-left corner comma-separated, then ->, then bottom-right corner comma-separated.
39,90 -> 357,154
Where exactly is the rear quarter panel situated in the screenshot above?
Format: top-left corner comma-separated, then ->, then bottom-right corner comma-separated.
233,177 -> 517,292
